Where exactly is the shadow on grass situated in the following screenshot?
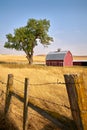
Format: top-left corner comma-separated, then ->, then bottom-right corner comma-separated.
29,102 -> 77,130
45,111 -> 77,130
41,118 -> 77,130
0,110 -> 19,130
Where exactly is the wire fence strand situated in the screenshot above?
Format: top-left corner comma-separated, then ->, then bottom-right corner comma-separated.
29,95 -> 70,109
0,77 -> 80,111
14,78 -> 24,84
0,77 -> 70,110
0,80 -> 7,85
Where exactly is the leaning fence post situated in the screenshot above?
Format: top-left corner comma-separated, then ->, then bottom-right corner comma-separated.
64,74 -> 87,130
23,78 -> 29,130
4,74 -> 13,116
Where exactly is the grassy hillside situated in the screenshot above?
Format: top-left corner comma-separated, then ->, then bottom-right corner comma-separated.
0,55 -> 87,130
0,54 -> 46,64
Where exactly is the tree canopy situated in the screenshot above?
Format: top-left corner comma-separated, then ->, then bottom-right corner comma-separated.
4,18 -> 53,64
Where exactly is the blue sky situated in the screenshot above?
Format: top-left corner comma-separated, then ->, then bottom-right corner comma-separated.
0,0 -> 87,55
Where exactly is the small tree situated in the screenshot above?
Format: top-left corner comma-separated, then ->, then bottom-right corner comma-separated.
4,18 -> 53,64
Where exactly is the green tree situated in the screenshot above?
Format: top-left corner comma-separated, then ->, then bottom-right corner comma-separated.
4,18 -> 53,64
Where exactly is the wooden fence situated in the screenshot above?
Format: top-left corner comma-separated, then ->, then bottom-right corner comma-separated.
0,73 -> 87,130
64,74 -> 87,130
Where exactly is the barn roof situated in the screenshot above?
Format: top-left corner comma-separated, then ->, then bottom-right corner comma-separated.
46,51 -> 68,60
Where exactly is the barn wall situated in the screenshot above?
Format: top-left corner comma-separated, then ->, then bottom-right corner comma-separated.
64,51 -> 73,66
73,62 -> 82,66
73,61 -> 87,66
46,51 -> 73,67
46,60 -> 63,66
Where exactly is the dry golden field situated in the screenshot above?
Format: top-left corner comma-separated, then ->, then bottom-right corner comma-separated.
0,54 -> 87,130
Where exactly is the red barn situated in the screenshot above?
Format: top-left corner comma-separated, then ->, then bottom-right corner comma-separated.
73,60 -> 87,66
46,50 -> 73,66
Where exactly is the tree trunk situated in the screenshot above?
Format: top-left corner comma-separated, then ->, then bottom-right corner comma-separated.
26,54 -> 33,65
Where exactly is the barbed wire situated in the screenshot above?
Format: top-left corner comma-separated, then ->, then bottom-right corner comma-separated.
13,87 -> 24,95
30,82 -> 65,86
0,76 -> 80,88
14,77 -> 66,86
14,78 -> 25,84
0,80 -> 7,85
13,77 -> 81,86
29,112 -> 49,121
29,95 -> 70,110
0,76 -> 83,112
0,77 -> 74,111
5,88 -> 70,111
9,102 -> 49,121
0,74 -> 86,130
9,94 -> 82,112
9,86 -> 70,110
0,90 -> 5,97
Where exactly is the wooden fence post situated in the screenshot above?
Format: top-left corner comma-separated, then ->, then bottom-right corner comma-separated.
64,74 -> 87,130
4,74 -> 13,116
23,78 -> 29,130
